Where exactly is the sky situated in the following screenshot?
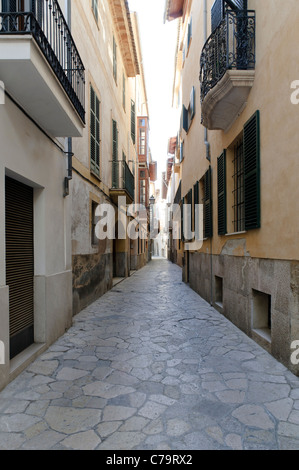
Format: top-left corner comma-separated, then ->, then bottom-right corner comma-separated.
128,0 -> 179,188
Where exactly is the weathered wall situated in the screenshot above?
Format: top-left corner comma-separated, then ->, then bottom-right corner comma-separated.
189,250 -> 299,376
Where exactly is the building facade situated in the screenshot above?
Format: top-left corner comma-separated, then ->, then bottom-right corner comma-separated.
0,0 -> 85,390
70,1 -> 151,315
165,0 -> 299,375
0,0 -> 152,391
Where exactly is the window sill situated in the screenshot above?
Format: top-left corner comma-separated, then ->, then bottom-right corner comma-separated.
90,170 -> 101,182
225,231 -> 247,237
252,328 -> 271,343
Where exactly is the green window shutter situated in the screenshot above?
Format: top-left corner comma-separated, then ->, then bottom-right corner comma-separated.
180,141 -> 184,162
244,110 -> 260,230
90,85 -> 100,176
181,198 -> 184,242
204,166 -> 213,238
194,181 -> 200,239
190,86 -> 195,122
92,0 -> 98,22
217,151 -> 227,235
112,119 -> 118,188
187,17 -> 192,50
186,188 -> 193,240
182,105 -> 188,133
131,100 -> 136,144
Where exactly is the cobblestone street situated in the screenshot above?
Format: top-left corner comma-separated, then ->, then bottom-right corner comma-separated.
1,259 -> 299,450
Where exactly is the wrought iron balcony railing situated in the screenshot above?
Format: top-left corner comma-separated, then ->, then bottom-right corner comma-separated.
200,9 -> 255,103
0,0 -> 85,123
112,160 -> 135,202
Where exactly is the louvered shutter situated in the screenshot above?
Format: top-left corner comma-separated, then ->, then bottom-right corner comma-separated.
186,189 -> 193,240
227,0 -> 247,10
244,110 -> 260,230
194,181 -> 199,239
90,85 -> 100,176
204,166 -> 213,238
180,141 -> 184,163
217,151 -> 227,235
5,177 -> 34,359
181,198 -> 184,242
190,87 -> 195,123
131,100 -> 136,144
182,105 -> 188,133
211,0 -> 224,32
112,119 -> 119,188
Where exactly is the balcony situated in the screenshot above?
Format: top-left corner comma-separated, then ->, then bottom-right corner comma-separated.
200,9 -> 255,131
110,160 -> 135,204
0,0 -> 85,137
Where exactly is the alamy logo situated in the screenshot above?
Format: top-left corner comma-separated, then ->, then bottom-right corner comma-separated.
290,81 -> 299,104
0,81 -> 4,105
291,340 -> 299,365
93,197 -> 204,251
0,341 -> 5,365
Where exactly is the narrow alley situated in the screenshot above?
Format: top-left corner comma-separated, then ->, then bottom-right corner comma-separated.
0,259 -> 299,450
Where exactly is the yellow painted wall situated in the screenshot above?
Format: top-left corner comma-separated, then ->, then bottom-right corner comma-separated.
177,0 -> 299,262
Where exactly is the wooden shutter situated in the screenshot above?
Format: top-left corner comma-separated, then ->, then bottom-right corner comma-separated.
217,151 -> 227,235
181,198 -> 184,242
131,100 -> 136,144
186,189 -> 193,240
244,110 -> 260,230
180,141 -> 184,163
90,85 -> 100,176
211,0 -> 224,32
190,87 -> 195,123
182,105 -> 188,133
204,166 -> 213,238
5,176 -> 34,359
193,181 -> 199,240
112,119 -> 118,188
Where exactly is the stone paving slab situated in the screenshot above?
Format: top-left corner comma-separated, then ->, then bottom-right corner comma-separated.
1,259 -> 299,450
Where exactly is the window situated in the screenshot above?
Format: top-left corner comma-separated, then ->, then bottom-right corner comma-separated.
113,35 -> 117,83
139,129 -> 146,155
90,85 -> 100,176
232,138 -> 245,232
252,289 -> 271,342
140,170 -> 146,179
217,110 -> 260,235
204,166 -> 213,238
140,180 -> 146,206
217,151 -> 227,235
131,100 -> 136,144
92,0 -> 98,22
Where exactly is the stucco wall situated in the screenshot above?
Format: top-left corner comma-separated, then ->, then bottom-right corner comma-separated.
0,96 -> 72,391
